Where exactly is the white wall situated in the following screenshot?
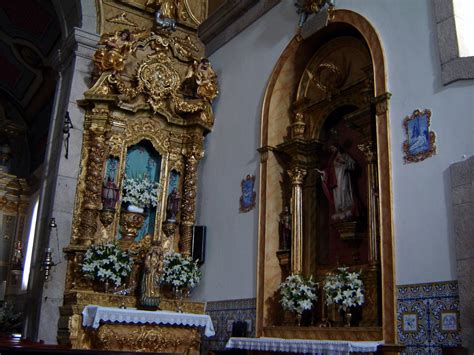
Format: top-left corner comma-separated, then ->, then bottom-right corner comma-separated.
195,0 -> 474,301
194,1 -> 299,302
336,0 -> 474,285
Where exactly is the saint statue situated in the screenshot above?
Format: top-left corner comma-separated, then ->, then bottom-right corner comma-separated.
101,176 -> 119,210
146,0 -> 185,29
166,187 -> 181,222
318,144 -> 358,222
146,0 -> 181,20
195,58 -> 219,101
140,243 -> 164,309
279,206 -> 292,250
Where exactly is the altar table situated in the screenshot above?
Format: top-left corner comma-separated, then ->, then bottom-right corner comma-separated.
226,337 -> 383,354
80,305 -> 215,353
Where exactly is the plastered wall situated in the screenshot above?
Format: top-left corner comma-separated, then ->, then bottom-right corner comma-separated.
194,0 -> 474,302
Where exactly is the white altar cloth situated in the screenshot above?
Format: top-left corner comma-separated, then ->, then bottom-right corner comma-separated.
226,337 -> 383,354
82,305 -> 215,337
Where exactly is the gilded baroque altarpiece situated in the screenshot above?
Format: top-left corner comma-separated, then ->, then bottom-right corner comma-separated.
59,1 -> 216,351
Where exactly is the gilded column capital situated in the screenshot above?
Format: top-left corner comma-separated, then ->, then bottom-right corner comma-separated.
357,142 -> 376,163
287,167 -> 307,185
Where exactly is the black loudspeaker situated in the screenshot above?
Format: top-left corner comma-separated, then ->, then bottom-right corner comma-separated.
192,225 -> 206,264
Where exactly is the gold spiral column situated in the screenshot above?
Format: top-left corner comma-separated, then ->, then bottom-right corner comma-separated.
180,152 -> 201,256
287,166 -> 307,275
75,113 -> 108,246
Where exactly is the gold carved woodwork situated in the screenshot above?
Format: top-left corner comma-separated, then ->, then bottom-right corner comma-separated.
0,173 -> 29,215
287,166 -> 307,186
291,112 -> 306,139
106,12 -> 139,27
75,129 -> 108,246
119,211 -> 146,240
99,209 -> 115,227
85,324 -> 200,353
180,152 -> 201,255
97,0 -> 207,34
91,29 -> 216,129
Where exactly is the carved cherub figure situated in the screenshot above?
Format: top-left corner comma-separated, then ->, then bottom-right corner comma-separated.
182,58 -> 218,102
93,29 -> 133,73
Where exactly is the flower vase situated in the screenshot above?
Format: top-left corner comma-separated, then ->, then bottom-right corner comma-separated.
295,313 -> 302,326
340,308 -> 352,327
104,280 -> 110,294
344,311 -> 352,327
127,205 -> 144,213
173,287 -> 184,313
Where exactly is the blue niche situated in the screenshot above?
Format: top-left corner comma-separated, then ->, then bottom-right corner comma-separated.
119,140 -> 162,241
105,157 -> 119,183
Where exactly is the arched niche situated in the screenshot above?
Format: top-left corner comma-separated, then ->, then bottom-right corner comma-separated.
257,10 -> 395,342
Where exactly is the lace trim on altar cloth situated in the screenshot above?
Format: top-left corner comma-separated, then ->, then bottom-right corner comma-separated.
226,337 -> 383,354
82,305 -> 215,337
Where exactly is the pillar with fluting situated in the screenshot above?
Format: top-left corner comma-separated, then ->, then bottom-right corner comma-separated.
358,142 -> 379,265
287,166 -> 307,274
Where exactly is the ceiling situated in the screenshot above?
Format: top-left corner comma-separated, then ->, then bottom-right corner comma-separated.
0,0 -> 61,176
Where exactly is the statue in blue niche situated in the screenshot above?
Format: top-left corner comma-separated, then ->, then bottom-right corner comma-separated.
166,187 -> 181,222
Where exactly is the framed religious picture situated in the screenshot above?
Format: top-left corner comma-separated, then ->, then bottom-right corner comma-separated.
403,109 -> 436,163
240,175 -> 256,212
440,311 -> 458,332
402,312 -> 418,333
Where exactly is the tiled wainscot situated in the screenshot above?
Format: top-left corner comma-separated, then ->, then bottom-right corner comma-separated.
397,281 -> 461,354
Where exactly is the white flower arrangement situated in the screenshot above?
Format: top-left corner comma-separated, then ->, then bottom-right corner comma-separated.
122,175 -> 161,209
81,242 -> 134,287
161,252 -> 201,290
279,274 -> 317,316
323,266 -> 364,311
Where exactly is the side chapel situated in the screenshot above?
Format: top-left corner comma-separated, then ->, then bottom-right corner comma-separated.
0,0 -> 472,354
